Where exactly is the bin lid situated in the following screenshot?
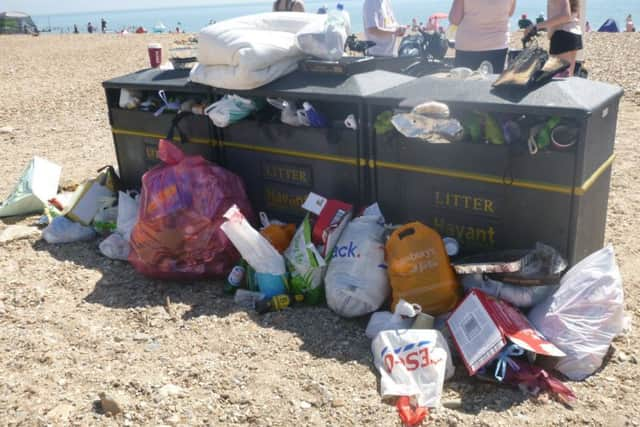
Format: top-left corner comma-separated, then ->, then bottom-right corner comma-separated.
224,69 -> 415,102
369,75 -> 624,118
102,68 -> 208,94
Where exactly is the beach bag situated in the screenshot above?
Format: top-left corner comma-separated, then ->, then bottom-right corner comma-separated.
386,222 -> 461,315
493,42 -> 569,90
528,246 -> 625,380
129,114 -> 253,280
372,329 -> 454,408
325,215 -> 389,318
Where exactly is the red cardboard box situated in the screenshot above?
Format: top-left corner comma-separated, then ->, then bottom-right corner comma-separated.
301,192 -> 353,257
446,289 -> 565,376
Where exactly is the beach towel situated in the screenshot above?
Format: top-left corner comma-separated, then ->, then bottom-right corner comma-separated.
191,12 -> 323,89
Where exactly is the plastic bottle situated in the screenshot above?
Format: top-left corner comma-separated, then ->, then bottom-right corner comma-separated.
234,289 -> 265,310
325,7 -> 346,60
224,261 -> 246,294
255,294 -> 291,314
336,3 -> 351,35
302,102 -> 328,127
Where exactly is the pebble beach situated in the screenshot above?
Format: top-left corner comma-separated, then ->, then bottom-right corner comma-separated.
0,32 -> 639,426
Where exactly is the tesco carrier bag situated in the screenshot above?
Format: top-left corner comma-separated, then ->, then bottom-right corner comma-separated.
372,329 -> 454,408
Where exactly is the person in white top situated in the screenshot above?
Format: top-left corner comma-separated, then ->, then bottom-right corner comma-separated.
448,0 -> 516,73
362,0 -> 406,57
526,0 -> 582,76
626,15 -> 636,33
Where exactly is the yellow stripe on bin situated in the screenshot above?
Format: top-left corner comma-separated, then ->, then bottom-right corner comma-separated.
222,141 -> 361,166
111,128 -> 214,145
373,153 -> 616,197
574,154 -> 616,196
112,127 -> 614,196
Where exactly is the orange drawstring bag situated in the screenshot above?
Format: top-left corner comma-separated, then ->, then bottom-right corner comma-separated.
260,223 -> 296,254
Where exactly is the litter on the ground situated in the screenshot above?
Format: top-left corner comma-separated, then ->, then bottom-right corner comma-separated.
0,157 -> 61,218
529,245 -> 625,380
42,216 -> 96,244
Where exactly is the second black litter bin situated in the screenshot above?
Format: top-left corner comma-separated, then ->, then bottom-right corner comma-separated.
213,69 -> 414,221
367,76 -> 623,265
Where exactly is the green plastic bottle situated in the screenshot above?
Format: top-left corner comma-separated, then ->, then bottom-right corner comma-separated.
224,260 -> 246,295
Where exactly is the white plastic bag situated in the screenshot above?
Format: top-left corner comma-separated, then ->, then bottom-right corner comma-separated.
372,329 -> 454,407
267,98 -> 308,127
99,233 -> 130,260
42,216 -> 96,244
205,95 -> 258,128
296,16 -> 346,61
528,246 -> 625,380
99,192 -> 139,260
365,300 -> 421,339
462,274 -> 558,308
325,215 -> 389,317
220,205 -> 286,275
116,191 -> 140,241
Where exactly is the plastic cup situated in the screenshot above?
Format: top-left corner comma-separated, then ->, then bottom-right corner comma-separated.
148,43 -> 162,68
255,272 -> 287,298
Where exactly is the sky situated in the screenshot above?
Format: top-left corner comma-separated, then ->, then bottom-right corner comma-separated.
2,0 -> 274,15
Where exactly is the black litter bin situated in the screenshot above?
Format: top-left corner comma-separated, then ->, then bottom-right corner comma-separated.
211,69 -> 413,221
103,68 -> 217,189
367,76 -> 623,265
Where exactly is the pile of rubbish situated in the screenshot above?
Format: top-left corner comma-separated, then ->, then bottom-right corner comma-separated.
217,193 -> 626,423
0,141 -> 627,427
119,87 -> 353,131
383,100 -> 578,154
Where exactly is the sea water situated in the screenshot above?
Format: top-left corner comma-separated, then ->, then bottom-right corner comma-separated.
32,0 -> 637,34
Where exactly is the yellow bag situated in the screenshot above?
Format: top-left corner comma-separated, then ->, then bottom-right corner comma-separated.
386,222 -> 461,315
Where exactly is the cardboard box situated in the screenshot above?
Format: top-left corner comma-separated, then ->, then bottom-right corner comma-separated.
446,289 -> 565,376
301,192 -> 353,258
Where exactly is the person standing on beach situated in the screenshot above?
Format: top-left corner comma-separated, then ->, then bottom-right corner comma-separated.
519,14 -> 533,29
87,22 -> 93,33
362,0 -> 406,57
101,18 -> 107,33
73,24 -> 79,34
626,15 -> 635,32
273,0 -> 305,12
448,0 -> 515,72
526,0 -> 583,76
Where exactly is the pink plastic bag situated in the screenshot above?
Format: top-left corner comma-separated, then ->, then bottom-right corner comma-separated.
129,139 -> 253,279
